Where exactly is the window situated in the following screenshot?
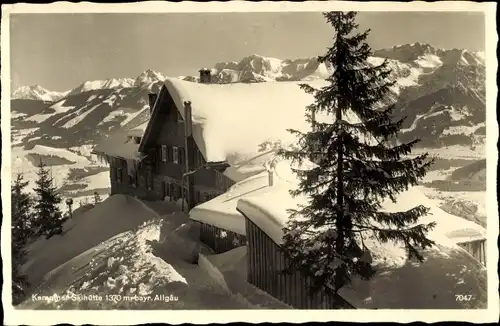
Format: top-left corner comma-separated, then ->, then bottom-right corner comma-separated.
161,145 -> 167,162
173,146 -> 179,164
177,111 -> 183,123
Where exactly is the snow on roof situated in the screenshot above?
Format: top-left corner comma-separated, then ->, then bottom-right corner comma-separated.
236,160 -> 486,249
163,77 -> 331,179
132,121 -> 149,134
191,154 -> 486,255
93,127 -> 147,160
27,145 -> 91,165
189,172 -> 270,235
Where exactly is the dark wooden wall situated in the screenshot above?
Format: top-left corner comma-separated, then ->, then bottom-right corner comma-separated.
148,90 -> 235,196
109,157 -> 163,201
458,239 -> 487,266
198,222 -> 247,254
244,216 -> 354,309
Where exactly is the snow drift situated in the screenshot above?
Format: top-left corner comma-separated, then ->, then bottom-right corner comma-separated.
21,194 -> 159,289
18,196 -> 264,310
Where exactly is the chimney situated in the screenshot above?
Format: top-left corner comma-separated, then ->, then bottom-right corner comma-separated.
183,101 -> 193,137
199,68 -> 211,84
148,93 -> 158,113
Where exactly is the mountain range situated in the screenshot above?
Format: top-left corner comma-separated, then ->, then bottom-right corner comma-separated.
11,43 -> 486,153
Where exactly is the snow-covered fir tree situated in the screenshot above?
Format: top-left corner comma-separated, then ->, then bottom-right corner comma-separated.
33,160 -> 64,239
11,173 -> 33,305
279,11 -> 436,296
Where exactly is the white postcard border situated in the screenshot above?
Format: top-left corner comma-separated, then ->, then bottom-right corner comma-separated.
1,1 -> 498,324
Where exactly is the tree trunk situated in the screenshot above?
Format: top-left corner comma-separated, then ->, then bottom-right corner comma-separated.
334,28 -> 345,292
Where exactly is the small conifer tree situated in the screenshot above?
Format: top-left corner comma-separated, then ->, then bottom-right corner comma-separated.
11,173 -> 33,304
33,160 -> 64,239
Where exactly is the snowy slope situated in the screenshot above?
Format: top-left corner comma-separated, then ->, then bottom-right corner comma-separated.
12,88 -> 151,150
373,43 -> 486,149
10,79 -> 154,209
11,143 -> 110,214
21,195 -> 159,289
10,86 -> 151,205
17,195 -> 262,310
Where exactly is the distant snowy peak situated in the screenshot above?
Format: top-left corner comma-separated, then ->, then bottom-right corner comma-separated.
12,85 -> 69,102
206,45 -> 484,86
65,70 -> 165,97
374,43 -> 484,68
198,53 -> 421,85
68,78 -> 135,96
134,69 -> 166,87
234,54 -> 283,77
208,54 -> 331,83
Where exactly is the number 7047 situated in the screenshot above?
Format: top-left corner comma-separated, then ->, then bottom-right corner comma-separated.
455,294 -> 473,301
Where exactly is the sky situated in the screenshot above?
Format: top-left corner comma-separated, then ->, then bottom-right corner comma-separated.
10,11 -> 485,92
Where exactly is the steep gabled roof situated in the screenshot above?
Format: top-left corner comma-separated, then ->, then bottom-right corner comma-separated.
138,85 -> 168,153
163,77 -> 327,162
138,77 -> 330,181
